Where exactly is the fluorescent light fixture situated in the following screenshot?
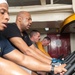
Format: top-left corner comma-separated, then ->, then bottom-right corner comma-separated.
45,27 -> 49,31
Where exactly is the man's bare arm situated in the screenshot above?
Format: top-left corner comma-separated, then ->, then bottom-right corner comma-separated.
4,49 -> 51,71
0,57 -> 30,75
9,37 -> 51,64
3,49 -> 67,74
30,44 -> 52,62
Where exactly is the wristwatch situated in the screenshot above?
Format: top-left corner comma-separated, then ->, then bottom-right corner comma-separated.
51,65 -> 55,73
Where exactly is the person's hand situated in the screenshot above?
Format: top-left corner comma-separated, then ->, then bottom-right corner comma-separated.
60,72 -> 65,75
54,64 -> 67,74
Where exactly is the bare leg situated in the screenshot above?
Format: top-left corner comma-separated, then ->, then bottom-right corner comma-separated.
0,57 -> 30,75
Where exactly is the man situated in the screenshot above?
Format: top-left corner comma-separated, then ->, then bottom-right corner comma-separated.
0,0 -> 30,75
2,11 -> 67,74
3,11 -> 52,64
29,30 -> 41,47
30,30 -> 50,56
37,36 -> 51,56
30,30 -> 51,75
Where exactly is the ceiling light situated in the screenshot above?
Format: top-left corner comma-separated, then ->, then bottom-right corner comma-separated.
45,27 -> 49,31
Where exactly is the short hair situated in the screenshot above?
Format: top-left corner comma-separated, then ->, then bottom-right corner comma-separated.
43,36 -> 51,41
30,30 -> 40,37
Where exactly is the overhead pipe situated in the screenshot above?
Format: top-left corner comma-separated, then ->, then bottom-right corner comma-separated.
72,0 -> 75,12
40,0 -> 46,5
9,4 -> 72,13
50,0 -> 53,5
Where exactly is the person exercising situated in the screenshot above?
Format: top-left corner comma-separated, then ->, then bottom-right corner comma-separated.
2,11 -> 67,75
0,0 -> 30,75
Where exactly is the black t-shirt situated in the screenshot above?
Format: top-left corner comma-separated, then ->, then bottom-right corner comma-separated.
0,34 -> 15,57
2,23 -> 32,47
